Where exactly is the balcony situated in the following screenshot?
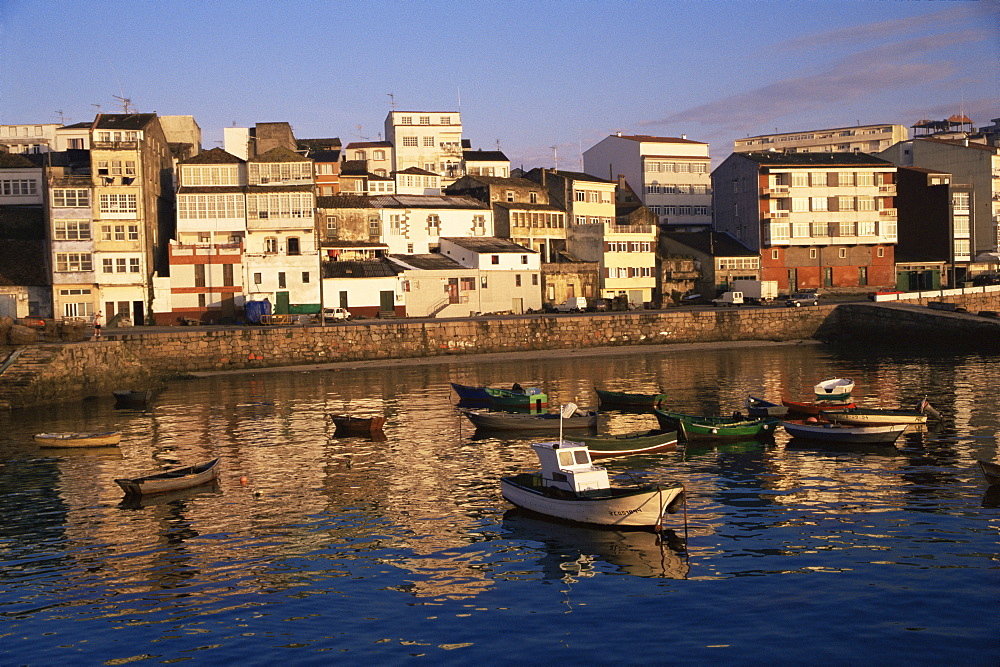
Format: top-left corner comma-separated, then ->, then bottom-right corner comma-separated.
92,141 -> 139,150
760,186 -> 790,196
878,185 -> 897,195
606,223 -> 653,235
765,210 -> 790,221
879,208 -> 898,219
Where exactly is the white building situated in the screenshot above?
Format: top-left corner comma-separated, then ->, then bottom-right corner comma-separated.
734,124 -> 909,155
384,111 -> 464,186
583,133 -> 712,229
367,194 -> 492,254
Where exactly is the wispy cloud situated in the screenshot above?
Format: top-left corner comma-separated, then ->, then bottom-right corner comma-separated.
641,25 -> 992,136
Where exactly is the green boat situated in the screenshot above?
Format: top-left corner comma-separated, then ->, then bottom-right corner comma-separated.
595,388 -> 668,409
485,387 -> 548,411
653,408 -> 780,440
569,429 -> 679,458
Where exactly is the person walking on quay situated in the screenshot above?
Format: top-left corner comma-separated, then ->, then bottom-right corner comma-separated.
93,311 -> 102,339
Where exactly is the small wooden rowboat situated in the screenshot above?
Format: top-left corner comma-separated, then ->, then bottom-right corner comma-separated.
500,440 -> 685,530
978,460 -> 1000,486
654,408 -> 779,440
782,398 -> 856,415
820,400 -> 932,426
113,389 -> 153,409
461,403 -> 597,431
813,377 -> 855,401
570,429 -> 679,458
115,458 -> 221,496
595,388 -> 668,409
329,413 -> 387,436
34,431 -> 121,448
485,386 -> 547,410
782,420 -> 908,444
745,395 -> 789,418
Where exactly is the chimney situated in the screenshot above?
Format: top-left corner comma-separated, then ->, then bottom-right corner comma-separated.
616,131 -> 622,137
681,134 -> 687,140
541,168 -> 546,187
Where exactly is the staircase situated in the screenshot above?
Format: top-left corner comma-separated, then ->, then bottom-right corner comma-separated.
0,346 -> 65,409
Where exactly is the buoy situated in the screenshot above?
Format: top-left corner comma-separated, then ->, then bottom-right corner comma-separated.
240,475 -> 249,486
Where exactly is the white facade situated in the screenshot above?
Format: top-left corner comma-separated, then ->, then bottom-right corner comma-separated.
371,195 -> 492,254
385,111 -> 464,185
735,124 -> 908,155
0,123 -> 60,154
0,164 -> 43,206
583,133 -> 712,229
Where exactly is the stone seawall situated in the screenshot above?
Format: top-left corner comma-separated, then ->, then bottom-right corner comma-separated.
0,307 -> 830,408
4,291 -> 1000,409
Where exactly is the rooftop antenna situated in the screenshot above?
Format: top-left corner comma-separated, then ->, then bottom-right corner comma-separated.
55,110 -> 66,124
495,139 -> 501,151
113,95 -> 135,113
356,124 -> 369,141
91,104 -> 102,115
457,85 -> 462,113
387,92 -> 396,110
551,145 -> 558,171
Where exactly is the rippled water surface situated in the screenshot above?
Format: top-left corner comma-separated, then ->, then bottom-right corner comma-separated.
1,342 -> 997,665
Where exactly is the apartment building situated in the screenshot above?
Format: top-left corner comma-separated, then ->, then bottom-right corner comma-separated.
89,113 -> 174,325
343,141 -> 393,178
528,168 -> 656,306
712,152 -> 898,291
734,124 -> 908,155
445,174 -> 565,262
161,147 -> 247,323
384,111 -> 463,186
463,150 -> 510,178
243,147 -> 320,315
0,152 -> 49,318
583,133 -> 712,230
877,137 -> 1000,261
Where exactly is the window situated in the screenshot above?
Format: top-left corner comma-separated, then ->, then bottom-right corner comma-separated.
856,172 -> 874,187
574,190 -> 585,202
491,255 -> 499,265
506,191 -> 515,202
400,116 -> 412,125
792,173 -> 808,188
953,193 -> 970,211
287,237 -> 300,255
810,172 -> 826,186
810,197 -> 827,211
839,172 -> 855,187
99,193 -> 137,214
402,137 -> 418,146
426,215 -> 440,233
809,248 -> 817,259
521,255 -> 528,264
374,150 -> 385,160
253,272 -> 262,284
278,272 -> 286,289
858,221 -> 876,236
102,258 -> 114,274
177,194 -> 244,219
265,237 -> 277,253
198,294 -> 206,308
792,198 -> 808,212
326,216 -> 338,236
529,192 -> 538,203
772,249 -> 779,260
223,264 -> 234,287
837,196 -> 855,211
302,272 -> 310,283
54,221 -> 91,240
857,197 -> 875,211
838,248 -> 847,259
876,247 -> 885,258
472,215 -> 485,232
56,252 -> 92,272
440,116 -> 451,125
532,274 -> 538,286
53,189 -> 89,207
246,192 -> 312,219
460,277 -> 475,291
194,264 -> 206,286
811,222 -> 829,237
419,116 -> 430,125
515,274 -> 522,287
0,179 -> 37,196
423,136 -> 435,146
839,221 -> 856,236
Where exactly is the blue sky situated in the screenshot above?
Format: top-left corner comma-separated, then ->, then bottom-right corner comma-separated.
2,0 -> 997,170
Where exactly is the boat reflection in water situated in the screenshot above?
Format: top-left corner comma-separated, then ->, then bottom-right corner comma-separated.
501,509 -> 689,580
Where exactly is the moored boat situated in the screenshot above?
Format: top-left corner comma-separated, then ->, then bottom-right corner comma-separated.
571,429 -> 679,458
782,419 -> 908,444
328,413 -> 387,436
461,403 -> 596,431
450,382 -> 492,403
595,388 -> 668,409
978,460 -> 1000,485
485,386 -> 547,410
745,395 -> 789,418
113,389 -> 153,409
114,458 -> 221,496
499,440 -> 685,530
653,408 -> 779,440
782,398 -> 856,415
820,400 -> 934,427
813,377 -> 855,401
34,431 -> 121,448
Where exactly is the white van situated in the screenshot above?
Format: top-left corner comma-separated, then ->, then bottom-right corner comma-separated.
554,297 -> 588,312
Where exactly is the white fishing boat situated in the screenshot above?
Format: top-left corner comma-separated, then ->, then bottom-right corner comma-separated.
499,440 -> 685,530
813,377 -> 855,401
782,419 -> 908,444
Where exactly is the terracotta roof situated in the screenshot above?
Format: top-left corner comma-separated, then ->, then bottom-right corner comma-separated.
94,113 -> 157,130
345,141 -> 392,149
249,146 -> 311,163
180,147 -> 244,165
441,237 -> 533,253
614,134 -> 706,145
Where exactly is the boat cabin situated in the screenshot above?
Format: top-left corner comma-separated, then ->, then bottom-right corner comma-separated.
531,441 -> 610,493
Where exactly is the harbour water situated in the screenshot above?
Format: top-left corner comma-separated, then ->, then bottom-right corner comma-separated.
1,342 -> 997,665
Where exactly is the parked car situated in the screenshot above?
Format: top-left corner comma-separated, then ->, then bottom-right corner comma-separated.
554,297 -> 588,313
786,292 -> 820,307
322,307 -> 352,321
589,298 -> 610,312
868,288 -> 905,300
973,273 -> 1000,286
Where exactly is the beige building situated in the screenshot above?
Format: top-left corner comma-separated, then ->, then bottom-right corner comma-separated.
734,124 -> 908,155
583,133 -> 712,230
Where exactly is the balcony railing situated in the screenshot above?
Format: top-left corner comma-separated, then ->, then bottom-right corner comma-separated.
606,223 -> 653,235
760,186 -> 790,196
878,185 -> 897,194
879,208 -> 898,218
